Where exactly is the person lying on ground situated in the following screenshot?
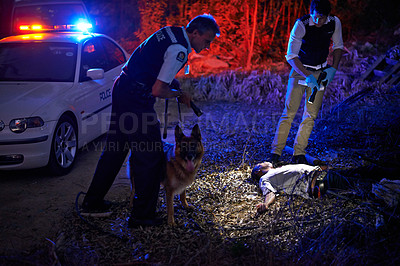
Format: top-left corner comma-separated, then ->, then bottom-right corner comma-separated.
251,162 -> 357,214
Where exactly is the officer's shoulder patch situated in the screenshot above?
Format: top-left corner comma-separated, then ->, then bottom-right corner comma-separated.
176,51 -> 186,62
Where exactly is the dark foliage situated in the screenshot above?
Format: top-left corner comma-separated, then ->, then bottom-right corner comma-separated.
83,0 -> 400,70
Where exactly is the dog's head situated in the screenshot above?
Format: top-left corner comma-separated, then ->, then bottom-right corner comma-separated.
175,124 -> 204,173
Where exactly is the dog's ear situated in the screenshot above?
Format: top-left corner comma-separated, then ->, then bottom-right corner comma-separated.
175,125 -> 184,142
191,124 -> 201,140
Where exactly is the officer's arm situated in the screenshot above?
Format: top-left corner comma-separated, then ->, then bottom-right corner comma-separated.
152,80 -> 191,106
152,79 -> 181,98
331,48 -> 343,70
286,20 -> 310,78
288,57 -> 312,78
331,16 -> 344,70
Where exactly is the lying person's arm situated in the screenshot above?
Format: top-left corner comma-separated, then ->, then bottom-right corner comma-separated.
256,192 -> 276,213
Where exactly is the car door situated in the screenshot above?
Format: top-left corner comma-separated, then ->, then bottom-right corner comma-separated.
78,36 -> 126,144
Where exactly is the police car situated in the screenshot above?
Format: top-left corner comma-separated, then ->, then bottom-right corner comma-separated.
1,0 -> 93,39
0,25 -> 129,175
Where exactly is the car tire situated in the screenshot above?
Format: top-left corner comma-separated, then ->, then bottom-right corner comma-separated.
48,115 -> 78,175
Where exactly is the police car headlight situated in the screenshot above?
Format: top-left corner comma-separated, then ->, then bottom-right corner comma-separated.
0,120 -> 5,131
10,117 -> 44,133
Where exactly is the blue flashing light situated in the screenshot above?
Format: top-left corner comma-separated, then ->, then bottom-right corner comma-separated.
76,21 -> 93,32
16,18 -> 93,33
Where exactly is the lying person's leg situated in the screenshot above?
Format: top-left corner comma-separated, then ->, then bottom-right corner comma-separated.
325,170 -> 357,190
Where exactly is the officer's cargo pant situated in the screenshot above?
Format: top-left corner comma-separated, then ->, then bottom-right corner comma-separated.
271,68 -> 325,156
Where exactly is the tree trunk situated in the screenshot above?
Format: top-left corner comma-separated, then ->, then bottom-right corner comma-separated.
287,0 -> 291,44
246,0 -> 258,70
262,0 -> 267,27
245,0 -> 250,50
270,1 -> 284,50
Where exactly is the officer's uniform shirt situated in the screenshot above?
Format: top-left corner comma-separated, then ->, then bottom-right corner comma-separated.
123,26 -> 191,88
286,14 -> 343,68
259,164 -> 318,199
157,28 -> 192,84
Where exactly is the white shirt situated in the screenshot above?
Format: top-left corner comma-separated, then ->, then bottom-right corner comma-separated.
285,16 -> 344,62
157,27 -> 192,84
259,164 -> 318,199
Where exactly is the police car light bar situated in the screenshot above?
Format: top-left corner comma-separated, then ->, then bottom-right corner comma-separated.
19,25 -> 43,31
18,20 -> 92,33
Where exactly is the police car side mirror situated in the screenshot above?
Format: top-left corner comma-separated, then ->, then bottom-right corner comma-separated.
86,68 -> 104,80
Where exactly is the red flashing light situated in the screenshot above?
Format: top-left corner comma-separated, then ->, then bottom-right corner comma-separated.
31,25 -> 43,30
19,24 -> 44,31
19,25 -> 30,30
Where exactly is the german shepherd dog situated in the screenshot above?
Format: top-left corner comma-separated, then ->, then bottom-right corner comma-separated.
130,124 -> 204,226
164,124 -> 204,226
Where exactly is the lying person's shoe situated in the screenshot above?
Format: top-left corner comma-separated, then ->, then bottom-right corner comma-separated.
128,217 -> 163,228
291,155 -> 309,165
80,200 -> 113,217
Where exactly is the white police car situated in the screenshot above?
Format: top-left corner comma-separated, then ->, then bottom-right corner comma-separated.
0,28 -> 128,175
1,0 -> 93,39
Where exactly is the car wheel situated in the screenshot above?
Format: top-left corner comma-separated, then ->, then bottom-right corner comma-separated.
48,115 -> 78,175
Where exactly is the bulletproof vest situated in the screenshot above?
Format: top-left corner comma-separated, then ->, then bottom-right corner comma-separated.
298,14 -> 335,66
123,26 -> 189,87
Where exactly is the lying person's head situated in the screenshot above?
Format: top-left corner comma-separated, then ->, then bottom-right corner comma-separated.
251,162 -> 273,181
308,171 -> 328,198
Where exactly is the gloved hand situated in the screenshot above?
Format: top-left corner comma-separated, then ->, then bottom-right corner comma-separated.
306,74 -> 320,91
322,67 -> 336,86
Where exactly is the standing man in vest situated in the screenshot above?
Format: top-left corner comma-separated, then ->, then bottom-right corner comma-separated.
81,14 -> 220,227
269,0 -> 343,165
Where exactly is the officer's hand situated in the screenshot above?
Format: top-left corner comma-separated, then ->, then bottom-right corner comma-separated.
178,91 -> 191,108
322,67 -> 337,86
169,78 -> 180,90
306,74 -> 320,91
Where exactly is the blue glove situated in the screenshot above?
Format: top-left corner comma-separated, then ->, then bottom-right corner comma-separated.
305,74 -> 320,91
322,67 -> 336,86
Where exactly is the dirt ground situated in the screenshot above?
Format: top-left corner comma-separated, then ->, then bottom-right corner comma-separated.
0,99 -> 181,255
0,136 -> 129,253
1,98 -> 399,264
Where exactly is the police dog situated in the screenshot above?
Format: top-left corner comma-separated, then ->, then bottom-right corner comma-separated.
163,124 -> 204,226
130,124 -> 204,226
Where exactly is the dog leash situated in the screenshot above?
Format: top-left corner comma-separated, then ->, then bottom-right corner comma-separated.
163,97 -> 183,139
163,98 -> 168,139
177,97 -> 183,125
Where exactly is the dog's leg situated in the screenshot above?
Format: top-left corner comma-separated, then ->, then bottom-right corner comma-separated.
166,188 -> 176,226
129,190 -> 134,209
179,189 -> 189,209
129,178 -> 135,209
180,189 -> 194,211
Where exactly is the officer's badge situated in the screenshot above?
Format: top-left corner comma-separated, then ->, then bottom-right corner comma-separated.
176,51 -> 186,62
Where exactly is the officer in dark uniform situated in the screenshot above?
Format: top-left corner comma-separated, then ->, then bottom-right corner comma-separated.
269,0 -> 344,165
82,14 -> 220,227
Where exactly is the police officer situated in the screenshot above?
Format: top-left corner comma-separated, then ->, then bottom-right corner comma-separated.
269,0 -> 344,165
82,14 -> 220,227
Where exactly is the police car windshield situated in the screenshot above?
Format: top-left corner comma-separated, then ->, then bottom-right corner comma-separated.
0,42 -> 77,82
12,3 -> 89,34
